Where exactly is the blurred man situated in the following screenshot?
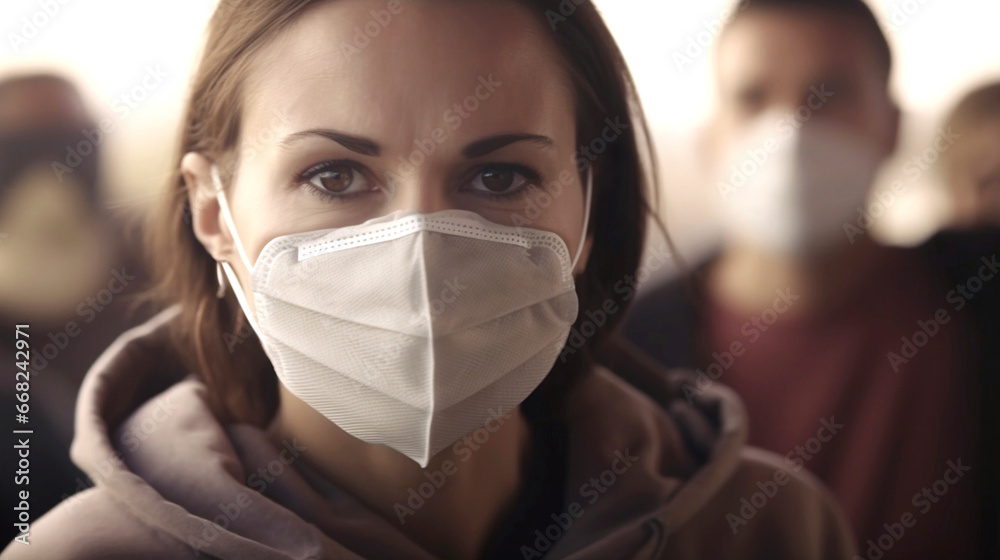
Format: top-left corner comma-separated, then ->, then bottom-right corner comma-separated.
939,81 -> 1000,229
623,1 -> 1000,558
0,74 -> 152,544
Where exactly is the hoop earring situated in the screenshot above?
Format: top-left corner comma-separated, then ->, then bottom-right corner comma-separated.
216,261 -> 227,299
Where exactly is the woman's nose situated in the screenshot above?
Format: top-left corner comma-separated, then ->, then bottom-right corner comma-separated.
386,175 -> 453,214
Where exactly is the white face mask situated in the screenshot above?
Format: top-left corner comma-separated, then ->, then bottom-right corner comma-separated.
715,110 -> 882,256
212,167 -> 591,467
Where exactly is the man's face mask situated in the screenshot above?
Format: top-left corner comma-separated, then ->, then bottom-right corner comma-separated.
212,166 -> 592,467
0,163 -> 110,320
714,110 -> 883,256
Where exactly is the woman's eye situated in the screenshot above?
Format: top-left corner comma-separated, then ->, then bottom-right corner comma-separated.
304,163 -> 371,196
467,166 -> 531,196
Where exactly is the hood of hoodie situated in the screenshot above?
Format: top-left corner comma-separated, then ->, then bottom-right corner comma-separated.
62,305 -> 750,560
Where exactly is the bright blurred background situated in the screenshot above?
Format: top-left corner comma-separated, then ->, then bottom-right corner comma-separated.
1,0 -> 998,276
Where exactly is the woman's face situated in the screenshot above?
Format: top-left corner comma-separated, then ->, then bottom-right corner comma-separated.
188,0 -> 589,309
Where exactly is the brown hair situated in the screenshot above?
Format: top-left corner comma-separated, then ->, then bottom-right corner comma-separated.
0,73 -> 87,128
725,0 -> 893,84
938,81 -> 1000,184
946,82 -> 1000,130
144,0 -> 666,426
944,82 -> 1000,150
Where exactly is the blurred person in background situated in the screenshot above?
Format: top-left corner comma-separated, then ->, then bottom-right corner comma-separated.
0,74 -> 152,544
623,0 -> 1000,558
939,81 -> 1000,229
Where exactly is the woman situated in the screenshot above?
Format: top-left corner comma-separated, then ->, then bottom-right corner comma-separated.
2,1 -> 854,558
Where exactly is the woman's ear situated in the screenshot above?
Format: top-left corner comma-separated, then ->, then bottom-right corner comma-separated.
181,152 -> 232,261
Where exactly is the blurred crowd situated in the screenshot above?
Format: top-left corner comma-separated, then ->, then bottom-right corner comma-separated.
0,74 -> 153,544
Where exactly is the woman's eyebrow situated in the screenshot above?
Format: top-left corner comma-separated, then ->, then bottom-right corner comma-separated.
462,133 -> 554,158
277,129 -> 381,156
276,130 -> 553,158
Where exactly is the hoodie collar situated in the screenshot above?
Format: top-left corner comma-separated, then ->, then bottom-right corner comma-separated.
69,306 -> 748,559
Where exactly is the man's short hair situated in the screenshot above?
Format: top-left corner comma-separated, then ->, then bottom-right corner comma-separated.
940,81 -> 1000,175
945,81 -> 1000,132
725,0 -> 893,83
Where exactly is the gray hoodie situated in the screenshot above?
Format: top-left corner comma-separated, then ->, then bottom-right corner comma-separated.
2,307 -> 856,559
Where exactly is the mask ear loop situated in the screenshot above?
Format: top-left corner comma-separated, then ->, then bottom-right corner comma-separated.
216,262 -> 227,299
569,166 -> 593,273
211,166 -> 262,336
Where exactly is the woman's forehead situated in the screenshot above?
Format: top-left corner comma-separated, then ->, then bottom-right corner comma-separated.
241,0 -> 576,151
